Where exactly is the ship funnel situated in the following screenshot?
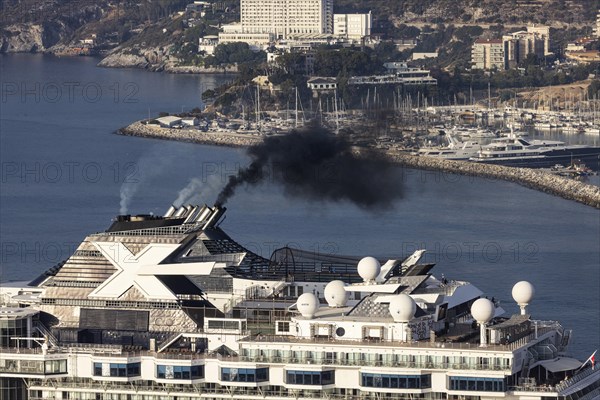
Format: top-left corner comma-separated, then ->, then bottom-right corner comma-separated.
184,205 -> 201,224
174,206 -> 187,218
203,206 -> 226,230
196,205 -> 211,223
164,205 -> 177,218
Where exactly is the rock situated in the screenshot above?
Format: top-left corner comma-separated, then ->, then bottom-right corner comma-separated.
1,24 -> 45,52
164,64 -> 238,74
98,45 -> 239,74
1,6 -> 102,54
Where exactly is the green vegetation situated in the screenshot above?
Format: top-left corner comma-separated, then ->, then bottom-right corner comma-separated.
204,43 -> 266,67
430,62 -> 600,101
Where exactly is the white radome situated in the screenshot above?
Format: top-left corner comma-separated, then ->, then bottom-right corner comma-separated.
297,293 -> 319,318
357,256 -> 381,282
471,298 -> 495,323
324,280 -> 349,307
512,281 -> 534,305
389,294 -> 416,322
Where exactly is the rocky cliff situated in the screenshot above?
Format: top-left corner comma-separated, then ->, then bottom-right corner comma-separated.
0,1 -> 104,53
0,21 -> 72,53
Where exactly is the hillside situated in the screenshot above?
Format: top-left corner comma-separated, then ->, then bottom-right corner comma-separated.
336,0 -> 599,32
1,0 -> 598,70
0,0 -> 195,52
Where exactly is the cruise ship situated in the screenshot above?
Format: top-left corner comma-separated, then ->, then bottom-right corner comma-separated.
1,205 -> 599,400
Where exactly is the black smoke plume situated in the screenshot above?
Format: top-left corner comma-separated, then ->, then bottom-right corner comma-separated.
215,125 -> 404,209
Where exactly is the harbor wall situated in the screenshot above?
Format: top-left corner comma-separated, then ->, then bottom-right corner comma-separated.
383,151 -> 600,209
117,121 -> 262,147
116,122 -> 600,209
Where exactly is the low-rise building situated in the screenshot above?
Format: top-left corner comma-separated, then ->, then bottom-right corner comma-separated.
182,117 -> 199,126
156,116 -> 182,128
198,36 -> 219,55
411,52 -> 438,60
394,39 -> 418,51
218,24 -> 274,49
565,50 -> 600,63
307,77 -> 337,96
349,64 -> 437,86
186,1 -> 210,13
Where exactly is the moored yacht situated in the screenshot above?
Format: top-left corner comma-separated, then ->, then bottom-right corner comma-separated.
448,126 -> 497,139
469,135 -> 600,170
417,134 -> 482,160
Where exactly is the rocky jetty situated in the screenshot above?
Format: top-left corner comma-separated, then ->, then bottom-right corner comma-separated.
117,121 -> 262,147
385,151 -> 600,209
117,121 -> 600,209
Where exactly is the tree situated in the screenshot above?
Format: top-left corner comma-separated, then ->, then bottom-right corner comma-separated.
202,89 -> 216,103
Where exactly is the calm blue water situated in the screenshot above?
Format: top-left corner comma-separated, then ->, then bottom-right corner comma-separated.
1,54 -> 598,360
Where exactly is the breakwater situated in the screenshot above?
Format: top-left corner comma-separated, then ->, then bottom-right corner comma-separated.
384,151 -> 599,209
117,122 -> 262,147
117,122 -> 600,209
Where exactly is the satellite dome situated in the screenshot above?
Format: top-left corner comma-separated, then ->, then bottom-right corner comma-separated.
388,294 -> 416,322
471,298 -> 495,323
324,280 -> 349,307
512,281 -> 534,305
297,293 -> 319,318
357,257 -> 381,282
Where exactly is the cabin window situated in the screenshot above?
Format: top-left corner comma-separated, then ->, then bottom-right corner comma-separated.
277,321 -> 290,332
449,376 -> 504,392
286,370 -> 334,385
93,362 -> 140,378
156,365 -> 203,380
221,367 -> 269,382
361,373 -> 431,389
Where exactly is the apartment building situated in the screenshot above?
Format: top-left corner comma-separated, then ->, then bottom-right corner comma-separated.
503,30 -> 545,68
472,39 -> 505,70
333,12 -> 372,40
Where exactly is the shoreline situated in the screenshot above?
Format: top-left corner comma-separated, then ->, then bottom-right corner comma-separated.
116,121 -> 600,209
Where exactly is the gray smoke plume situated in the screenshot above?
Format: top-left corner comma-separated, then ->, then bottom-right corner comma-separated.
216,125 -> 404,209
119,143 -> 193,215
174,178 -> 203,207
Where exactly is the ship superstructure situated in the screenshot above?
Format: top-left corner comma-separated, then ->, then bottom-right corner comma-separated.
0,205 -> 598,400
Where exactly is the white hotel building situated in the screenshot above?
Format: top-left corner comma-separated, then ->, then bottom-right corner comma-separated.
218,0 -> 372,47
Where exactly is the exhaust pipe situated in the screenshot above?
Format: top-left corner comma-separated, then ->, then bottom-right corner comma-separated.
174,206 -> 187,217
164,205 -> 177,218
203,206 -> 226,230
184,205 -> 201,224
